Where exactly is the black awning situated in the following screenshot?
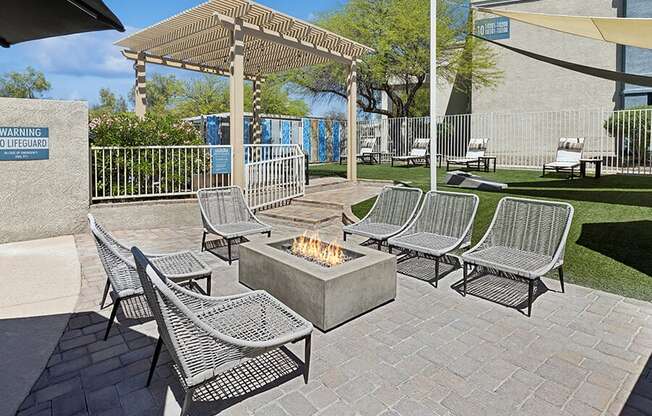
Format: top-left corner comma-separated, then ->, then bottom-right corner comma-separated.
1,0 -> 125,48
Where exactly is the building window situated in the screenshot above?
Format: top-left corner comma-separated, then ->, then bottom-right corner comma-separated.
622,0 -> 652,108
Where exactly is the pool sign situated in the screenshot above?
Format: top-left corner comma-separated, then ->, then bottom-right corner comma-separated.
211,146 -> 231,174
474,17 -> 510,40
0,127 -> 49,161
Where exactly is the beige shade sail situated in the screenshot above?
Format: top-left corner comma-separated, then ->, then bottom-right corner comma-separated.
476,7 -> 652,49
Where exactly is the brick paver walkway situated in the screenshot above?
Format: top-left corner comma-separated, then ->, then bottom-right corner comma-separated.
16,219 -> 652,416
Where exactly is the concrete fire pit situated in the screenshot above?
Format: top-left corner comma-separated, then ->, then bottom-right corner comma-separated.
239,235 -> 397,331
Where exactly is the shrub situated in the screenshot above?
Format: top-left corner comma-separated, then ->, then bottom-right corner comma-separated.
604,106 -> 652,165
89,112 -> 208,199
89,112 -> 203,147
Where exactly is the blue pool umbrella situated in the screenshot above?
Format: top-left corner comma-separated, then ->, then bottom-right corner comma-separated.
1,0 -> 124,48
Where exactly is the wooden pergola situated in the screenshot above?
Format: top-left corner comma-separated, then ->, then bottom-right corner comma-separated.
115,0 -> 374,187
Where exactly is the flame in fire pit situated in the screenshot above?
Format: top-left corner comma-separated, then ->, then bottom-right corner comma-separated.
291,232 -> 345,267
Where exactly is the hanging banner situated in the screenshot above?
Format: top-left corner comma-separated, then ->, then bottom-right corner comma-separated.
474,17 -> 510,40
0,127 -> 49,161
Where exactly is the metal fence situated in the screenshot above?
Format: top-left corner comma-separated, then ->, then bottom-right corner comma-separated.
90,144 -> 306,208
244,144 -> 306,210
90,145 -> 232,202
358,108 -> 652,174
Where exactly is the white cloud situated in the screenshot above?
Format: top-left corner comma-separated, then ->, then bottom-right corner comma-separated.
22,27 -> 139,79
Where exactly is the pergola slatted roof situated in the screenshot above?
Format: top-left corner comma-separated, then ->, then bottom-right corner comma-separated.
115,0 -> 374,77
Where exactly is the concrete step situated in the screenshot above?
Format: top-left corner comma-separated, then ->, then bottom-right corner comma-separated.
259,204 -> 341,228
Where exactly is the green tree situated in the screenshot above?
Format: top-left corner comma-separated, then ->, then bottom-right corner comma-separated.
173,75 -> 309,118
174,76 -> 230,117
287,0 -> 501,117
129,73 -> 185,112
0,67 -> 51,99
259,76 -> 309,116
91,88 -> 128,117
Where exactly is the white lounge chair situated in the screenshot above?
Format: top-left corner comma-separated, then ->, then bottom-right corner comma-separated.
340,138 -> 381,164
446,138 -> 489,171
542,137 -> 585,178
391,138 -> 434,167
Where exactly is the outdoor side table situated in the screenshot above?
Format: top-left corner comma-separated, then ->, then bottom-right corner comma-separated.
150,251 -> 213,295
580,158 -> 603,178
479,156 -> 497,172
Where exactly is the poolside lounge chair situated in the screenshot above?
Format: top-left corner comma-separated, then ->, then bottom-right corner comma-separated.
340,138 -> 381,165
131,247 -> 313,416
388,191 -> 479,286
461,197 -> 574,317
197,186 -> 272,265
343,186 -> 422,249
446,138 -> 489,171
391,138 -> 433,167
542,137 -> 585,178
88,214 -> 212,340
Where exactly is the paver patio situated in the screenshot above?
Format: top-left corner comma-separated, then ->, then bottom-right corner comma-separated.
15,211 -> 652,416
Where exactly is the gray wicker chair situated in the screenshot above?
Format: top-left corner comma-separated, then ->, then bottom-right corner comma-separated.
388,191 -> 479,286
131,247 -> 313,416
197,186 -> 272,265
88,214 -> 212,340
343,186 -> 422,249
461,197 -> 574,316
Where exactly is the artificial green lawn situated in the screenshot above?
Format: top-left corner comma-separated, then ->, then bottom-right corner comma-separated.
310,163 -> 652,301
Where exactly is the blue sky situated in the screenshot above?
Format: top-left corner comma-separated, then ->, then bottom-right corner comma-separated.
0,0 -> 345,115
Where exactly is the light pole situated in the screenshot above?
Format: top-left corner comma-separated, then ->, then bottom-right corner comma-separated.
430,0 -> 437,190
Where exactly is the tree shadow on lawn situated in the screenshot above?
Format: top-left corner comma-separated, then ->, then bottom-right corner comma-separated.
577,221 -> 652,277
508,174 -> 652,190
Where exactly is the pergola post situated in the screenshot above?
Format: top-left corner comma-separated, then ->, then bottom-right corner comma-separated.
229,18 -> 246,188
252,77 -> 264,144
134,52 -> 147,119
347,60 -> 358,182
429,0 -> 437,190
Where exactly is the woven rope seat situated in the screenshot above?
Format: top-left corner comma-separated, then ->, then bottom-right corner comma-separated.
343,186 -> 422,246
461,197 -> 574,316
88,214 -> 212,339
198,186 -> 272,264
388,191 -> 479,284
132,247 -> 312,414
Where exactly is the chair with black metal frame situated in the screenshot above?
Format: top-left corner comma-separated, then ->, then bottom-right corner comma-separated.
388,191 -> 479,287
88,214 -> 212,340
132,246 -> 313,416
460,197 -> 574,317
197,186 -> 272,265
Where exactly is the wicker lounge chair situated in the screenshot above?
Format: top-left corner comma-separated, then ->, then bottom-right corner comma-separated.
88,214 -> 212,340
197,186 -> 272,265
461,197 -> 574,316
388,191 -> 479,286
340,138 -> 381,165
132,247 -> 313,416
542,137 -> 585,178
446,138 -> 489,171
343,186 -> 422,249
391,138 -> 435,167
